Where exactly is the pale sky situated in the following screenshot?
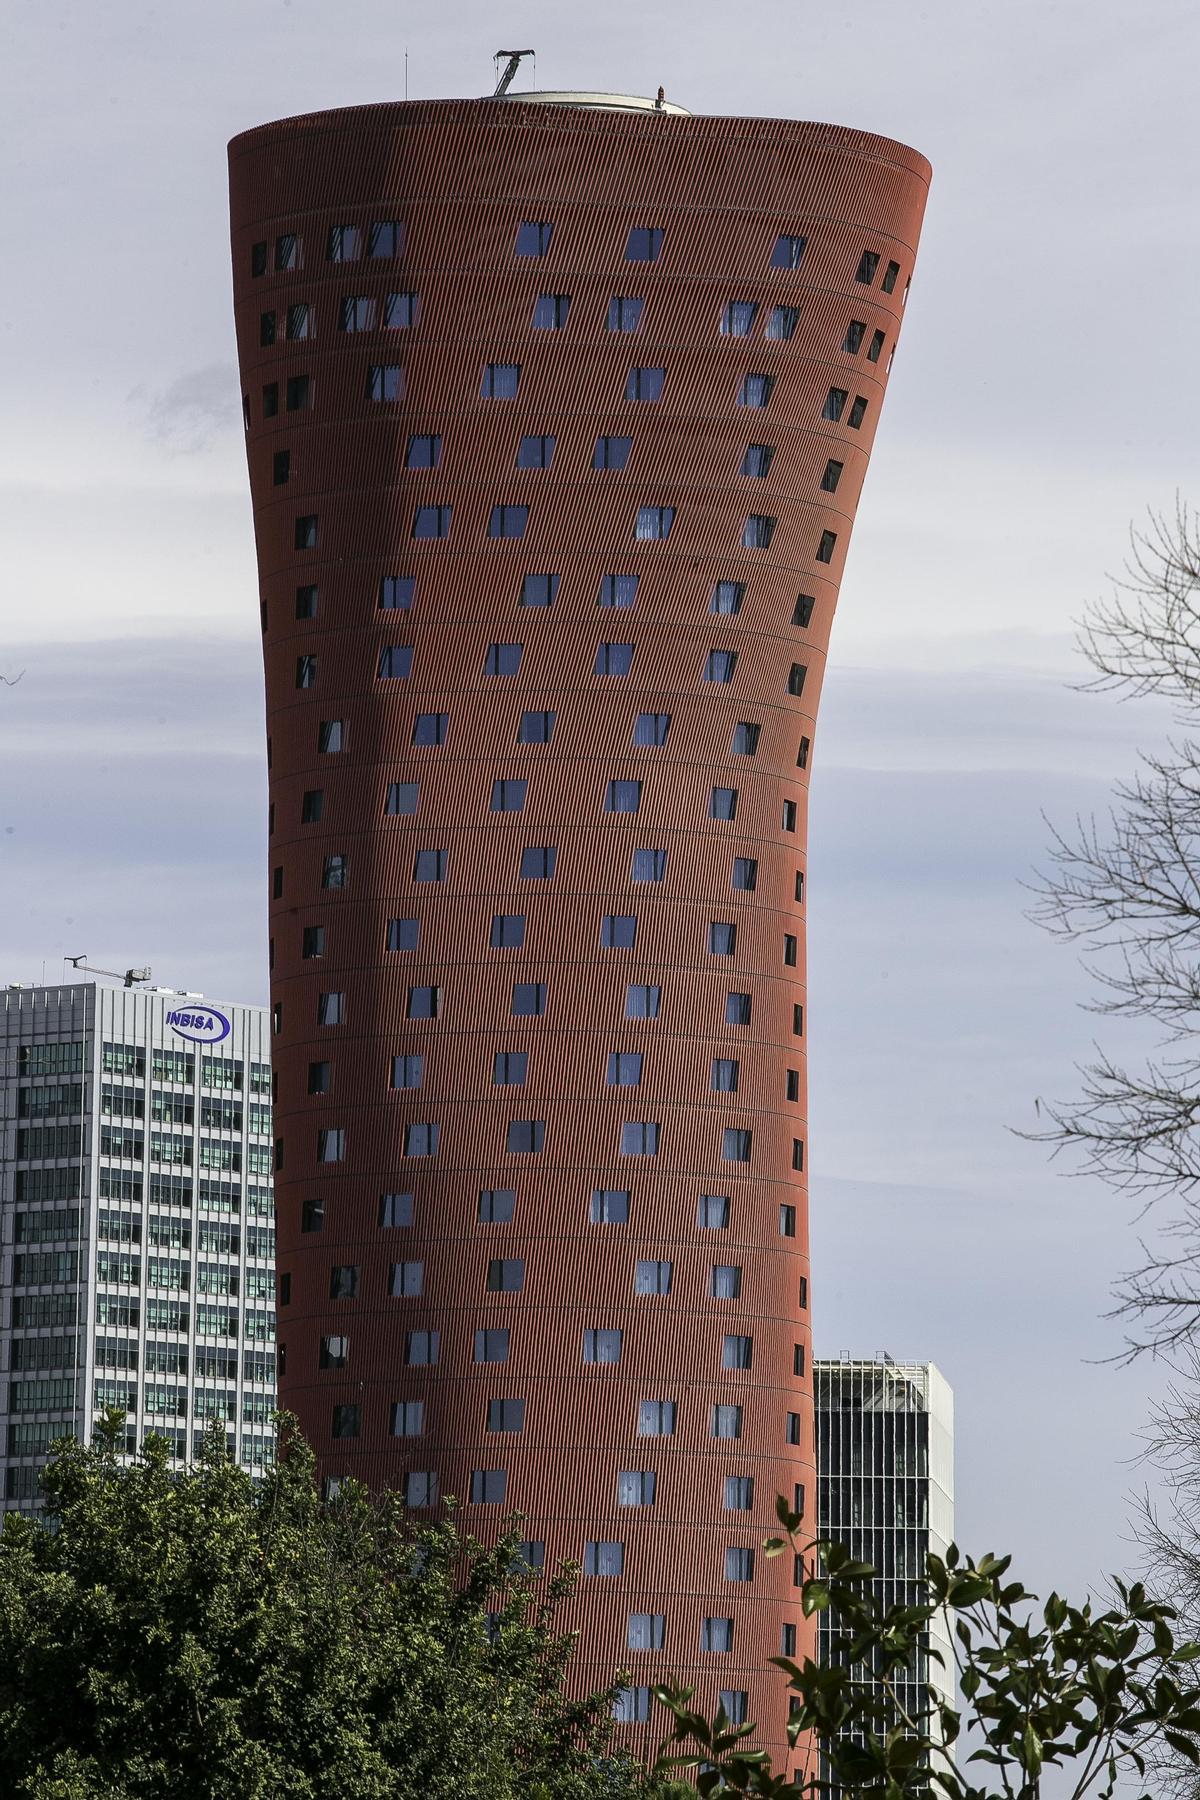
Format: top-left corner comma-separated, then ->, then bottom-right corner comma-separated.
3,0 -> 1199,1615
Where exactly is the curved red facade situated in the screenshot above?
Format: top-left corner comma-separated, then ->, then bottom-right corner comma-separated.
229,95 -> 928,1762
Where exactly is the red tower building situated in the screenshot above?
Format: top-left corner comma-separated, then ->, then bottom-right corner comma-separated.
229,91 -> 928,1762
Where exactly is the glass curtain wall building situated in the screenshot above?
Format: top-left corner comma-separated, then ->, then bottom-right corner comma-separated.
0,981 -> 276,1510
229,89 -> 930,1755
816,1359 -> 955,1766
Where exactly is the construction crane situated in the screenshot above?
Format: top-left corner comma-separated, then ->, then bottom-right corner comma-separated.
67,956 -> 152,988
493,49 -> 534,96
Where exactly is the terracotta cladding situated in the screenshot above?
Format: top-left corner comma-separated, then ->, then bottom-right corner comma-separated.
229,95 -> 928,1761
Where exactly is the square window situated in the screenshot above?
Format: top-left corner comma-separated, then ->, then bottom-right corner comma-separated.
711,581 -> 744,617
340,295 -> 376,332
475,1328 -> 510,1363
532,293 -> 570,329
482,363 -> 521,399
332,1404 -> 360,1439
412,505 -> 451,539
490,913 -> 526,948
702,1617 -> 734,1653
725,1475 -> 753,1511
387,917 -> 420,952
329,1264 -> 359,1300
301,788 -> 324,823
385,781 -> 419,816
584,1540 -> 625,1576
379,1192 -> 414,1227
848,395 -> 868,428
493,1052 -> 528,1085
620,1120 -> 660,1156
406,434 -> 441,470
606,779 -> 642,814
817,529 -> 837,564
634,1258 -> 671,1294
721,301 -> 758,337
591,1188 -> 630,1224
491,778 -> 528,813
594,437 -> 633,472
365,363 -> 403,402
821,458 -> 843,493
855,250 -> 880,284
478,1188 -> 517,1223
794,594 -> 815,628
607,295 -> 644,332
767,305 -> 800,339
711,1058 -> 739,1092
722,1128 -> 752,1163
470,1468 -> 507,1504
519,846 -> 556,879
520,573 -> 558,607
844,320 -> 867,353
625,366 -> 665,403
413,712 -> 449,746
720,1691 -> 749,1726
406,1330 -> 440,1365
485,642 -> 523,677
635,505 -> 675,541
402,1123 -> 439,1158
631,848 -> 666,883
731,722 -> 760,756
617,1469 -> 657,1505
637,1399 -> 675,1435
583,1328 -> 623,1364
512,982 -> 547,1016
515,220 -> 553,257
319,1333 -> 348,1367
406,985 -> 440,1020
709,922 -> 736,956
596,642 -> 634,677
488,1398 -> 526,1433
625,984 -> 661,1020
326,225 -> 361,262
633,711 -> 670,746
487,1258 -> 525,1292
378,644 -> 414,679
302,924 -> 325,959
506,1119 -> 545,1153
625,227 -> 664,262
391,1400 -> 424,1436
823,387 -> 847,422
732,858 -> 758,891
723,1334 -> 753,1370
518,709 -> 556,744
713,1406 -> 744,1440
413,849 -> 448,882
743,514 -> 774,548
788,663 -> 807,697
405,1471 -> 439,1506
385,291 -> 418,328
319,719 -> 345,753
726,992 -> 751,1026
771,233 -> 807,270
704,650 -> 737,683
738,374 -> 773,408
322,854 -> 348,889
489,504 -> 529,540
608,1052 -> 644,1086
741,444 -> 773,478
308,1059 -> 331,1093
628,1612 -> 666,1651
369,220 -> 404,257
601,914 -> 637,949
712,1264 -> 742,1298
711,787 -> 737,821
295,515 -> 319,550
517,434 -> 556,469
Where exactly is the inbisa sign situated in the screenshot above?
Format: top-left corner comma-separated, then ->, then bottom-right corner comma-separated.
166,1003 -> 231,1044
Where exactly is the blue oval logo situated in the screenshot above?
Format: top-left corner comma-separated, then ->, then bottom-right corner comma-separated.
165,1004 -> 231,1045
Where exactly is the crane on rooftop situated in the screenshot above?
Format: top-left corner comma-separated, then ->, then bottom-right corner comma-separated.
493,49 -> 535,96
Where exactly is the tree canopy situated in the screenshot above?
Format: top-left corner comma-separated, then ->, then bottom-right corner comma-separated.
0,1414 -> 663,1800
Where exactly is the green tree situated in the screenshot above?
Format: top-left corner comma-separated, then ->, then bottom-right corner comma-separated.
0,1414 -> 665,1800
654,1501 -> 1200,1799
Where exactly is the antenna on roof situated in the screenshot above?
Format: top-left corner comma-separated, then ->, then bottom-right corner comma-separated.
493,49 -> 535,96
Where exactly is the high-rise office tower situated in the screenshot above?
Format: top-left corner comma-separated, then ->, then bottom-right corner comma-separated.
230,89 -> 929,1753
0,981 -> 277,1511
815,1359 -> 955,1759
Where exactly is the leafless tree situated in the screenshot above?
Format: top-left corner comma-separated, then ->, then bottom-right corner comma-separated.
1032,501 -> 1200,1356
1133,1354 -> 1200,1796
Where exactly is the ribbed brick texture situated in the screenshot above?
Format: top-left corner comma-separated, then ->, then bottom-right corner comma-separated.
229,95 -> 929,1762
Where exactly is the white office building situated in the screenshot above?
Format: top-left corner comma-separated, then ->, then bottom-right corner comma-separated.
815,1359 -> 955,1753
0,979 -> 276,1510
